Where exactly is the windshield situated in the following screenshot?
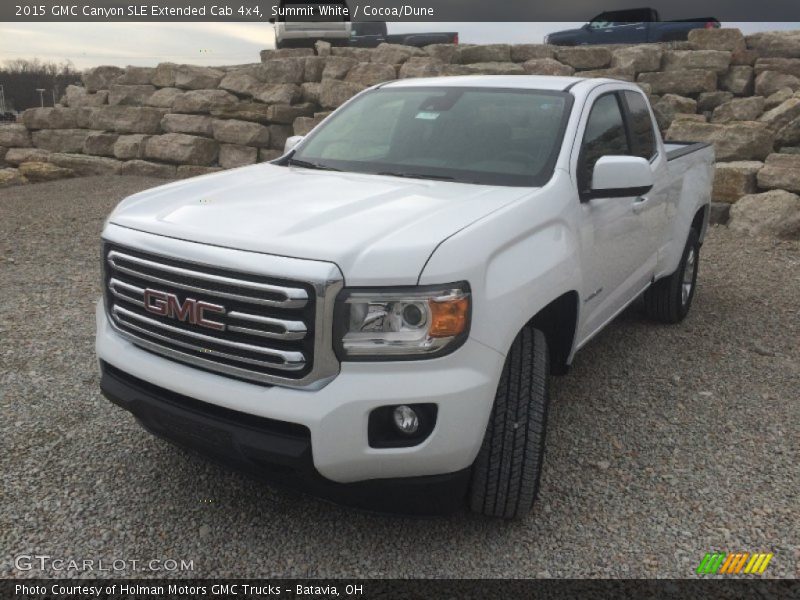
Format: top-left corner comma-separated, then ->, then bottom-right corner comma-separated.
288,86 -> 573,187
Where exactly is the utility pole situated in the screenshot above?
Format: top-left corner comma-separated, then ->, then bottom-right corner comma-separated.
0,84 -> 6,113
36,88 -> 46,107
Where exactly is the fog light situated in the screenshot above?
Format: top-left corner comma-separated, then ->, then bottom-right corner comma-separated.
393,405 -> 419,435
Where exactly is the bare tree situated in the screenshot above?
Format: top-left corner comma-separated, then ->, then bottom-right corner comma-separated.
0,59 -> 81,112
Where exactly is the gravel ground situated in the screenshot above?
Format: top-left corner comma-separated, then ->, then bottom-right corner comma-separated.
1,176 -> 798,579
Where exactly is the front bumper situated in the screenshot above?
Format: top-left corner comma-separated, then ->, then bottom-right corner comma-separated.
96,301 -> 505,485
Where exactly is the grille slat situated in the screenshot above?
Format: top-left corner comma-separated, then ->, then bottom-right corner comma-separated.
104,243 -> 327,385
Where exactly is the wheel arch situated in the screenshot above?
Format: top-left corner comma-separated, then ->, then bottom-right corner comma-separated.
525,290 -> 579,376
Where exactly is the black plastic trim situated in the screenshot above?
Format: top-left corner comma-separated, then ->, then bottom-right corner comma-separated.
583,184 -> 654,200
665,141 -> 712,161
100,362 -> 469,515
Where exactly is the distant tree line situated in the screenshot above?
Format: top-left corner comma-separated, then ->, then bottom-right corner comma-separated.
0,59 -> 82,112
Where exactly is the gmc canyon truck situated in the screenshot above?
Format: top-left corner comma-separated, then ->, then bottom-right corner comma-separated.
545,8 -> 719,45
97,76 -> 714,518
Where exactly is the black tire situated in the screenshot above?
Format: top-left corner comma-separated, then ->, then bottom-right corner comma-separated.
469,327 -> 550,519
644,228 -> 700,324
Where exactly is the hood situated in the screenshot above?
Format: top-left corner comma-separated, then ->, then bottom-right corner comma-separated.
109,163 -> 531,285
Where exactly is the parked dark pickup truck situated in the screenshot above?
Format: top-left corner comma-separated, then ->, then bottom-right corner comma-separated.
545,8 -> 719,46
350,22 -> 458,48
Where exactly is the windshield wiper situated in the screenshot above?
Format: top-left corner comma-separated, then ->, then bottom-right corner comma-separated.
377,171 -> 456,181
287,158 -> 340,171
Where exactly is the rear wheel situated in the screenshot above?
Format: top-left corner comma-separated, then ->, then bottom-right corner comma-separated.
643,228 -> 700,323
469,327 -> 550,519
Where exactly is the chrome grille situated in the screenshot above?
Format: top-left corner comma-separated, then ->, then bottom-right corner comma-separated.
103,242 -> 340,388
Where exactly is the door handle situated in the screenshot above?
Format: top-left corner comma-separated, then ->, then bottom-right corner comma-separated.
632,196 -> 649,213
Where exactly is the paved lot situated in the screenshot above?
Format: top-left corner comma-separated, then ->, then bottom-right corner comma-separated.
1,176 -> 798,578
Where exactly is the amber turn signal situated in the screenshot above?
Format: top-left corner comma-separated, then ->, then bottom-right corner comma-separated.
429,296 -> 469,338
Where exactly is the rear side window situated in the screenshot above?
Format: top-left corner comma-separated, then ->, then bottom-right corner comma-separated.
578,93 -> 629,193
623,91 -> 657,160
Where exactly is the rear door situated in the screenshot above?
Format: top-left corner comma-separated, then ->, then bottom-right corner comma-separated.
573,89 -> 655,340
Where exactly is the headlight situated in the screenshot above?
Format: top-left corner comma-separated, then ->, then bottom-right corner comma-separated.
335,282 -> 471,360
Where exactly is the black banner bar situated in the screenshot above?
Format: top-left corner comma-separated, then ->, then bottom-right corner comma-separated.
1,0 -> 799,22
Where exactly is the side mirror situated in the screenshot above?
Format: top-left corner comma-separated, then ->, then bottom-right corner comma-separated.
587,155 -> 654,200
284,135 -> 304,154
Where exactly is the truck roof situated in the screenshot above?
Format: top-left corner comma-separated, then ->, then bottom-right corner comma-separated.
382,75 -> 585,91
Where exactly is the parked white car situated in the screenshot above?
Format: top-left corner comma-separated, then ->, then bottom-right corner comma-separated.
97,76 -> 714,518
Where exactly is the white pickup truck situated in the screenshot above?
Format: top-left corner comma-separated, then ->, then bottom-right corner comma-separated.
97,76 -> 714,518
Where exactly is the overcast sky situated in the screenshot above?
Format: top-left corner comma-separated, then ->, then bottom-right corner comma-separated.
1,22 -> 798,69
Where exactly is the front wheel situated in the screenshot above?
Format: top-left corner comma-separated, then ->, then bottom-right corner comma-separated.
469,327 -> 550,519
643,228 -> 700,324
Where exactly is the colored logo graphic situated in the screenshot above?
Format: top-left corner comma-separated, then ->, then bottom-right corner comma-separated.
696,552 -> 773,575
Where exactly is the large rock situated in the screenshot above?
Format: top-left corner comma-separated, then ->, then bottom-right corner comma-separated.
697,91 -> 734,112
117,66 -> 155,85
91,106 -> 167,134
108,84 -> 156,106
82,132 -> 119,156
463,62 -> 526,75
303,57 -> 326,82
688,28 -> 746,52
161,113 -> 213,136
371,43 -> 425,65
330,46 -> 372,61
729,189 -> 800,239
0,168 -> 27,187
31,129 -> 90,153
663,50 -> 731,74
754,71 -> 800,97
711,97 -> 765,123
578,66 -> 635,81
510,44 -> 553,62
315,40 -> 332,57
0,124 -> 31,147
653,94 -> 698,129
113,134 -> 151,159
424,44 -> 459,63
253,83 -> 301,105
322,57 -> 357,80
345,63 -> 397,86
258,148 -> 282,162
269,124 -> 293,150
665,120 -> 774,161
712,161 -> 762,202
177,165 -> 223,178
146,87 -> 184,109
174,65 -> 224,90
22,107 -> 78,130
4,148 -> 50,165
638,70 -> 717,95
555,47 -> 611,70
745,31 -> 800,59
521,59 -> 575,76
611,45 -> 662,73
758,97 -> 800,131
210,102 -> 272,124
144,133 -> 218,165
219,144 -> 258,169
48,153 -> 122,175
399,57 -> 447,78
218,71 -> 261,97
119,160 -> 176,178
151,63 -> 179,87
259,48 -> 314,62
293,115 -> 326,136
265,103 -> 315,124
319,80 -> 366,109
260,58 -> 305,84
0,146 -> 6,167
300,82 -> 322,104
211,119 -> 270,147
756,153 -> 800,193
172,90 -> 238,113
457,44 -> 511,64
64,85 -> 108,108
82,66 -> 123,92
776,115 -> 800,147
719,66 -> 754,95
764,88 -> 795,111
754,58 -> 800,78
18,161 -> 74,182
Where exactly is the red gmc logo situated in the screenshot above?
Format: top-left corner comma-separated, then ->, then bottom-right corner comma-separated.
143,289 -> 226,331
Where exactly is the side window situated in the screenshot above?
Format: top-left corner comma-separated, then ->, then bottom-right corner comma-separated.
623,91 -> 657,160
578,93 -> 629,193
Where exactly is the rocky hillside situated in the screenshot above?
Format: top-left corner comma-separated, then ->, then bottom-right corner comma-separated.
1,28 -> 799,238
